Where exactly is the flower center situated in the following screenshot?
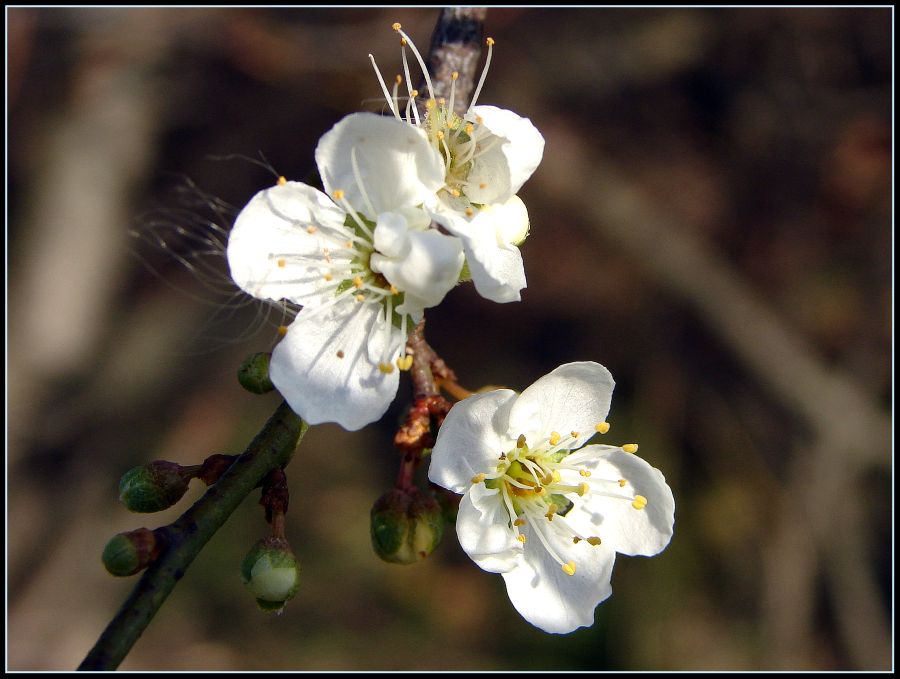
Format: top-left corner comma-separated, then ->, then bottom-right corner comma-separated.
327,189 -> 413,374
475,425 -> 649,576
369,24 -> 499,208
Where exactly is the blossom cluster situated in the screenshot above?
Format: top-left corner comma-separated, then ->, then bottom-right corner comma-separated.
227,26 -> 543,431
225,24 -> 674,635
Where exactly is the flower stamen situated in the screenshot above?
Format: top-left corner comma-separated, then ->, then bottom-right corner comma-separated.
368,53 -> 401,119
392,23 -> 435,102
467,37 -> 495,114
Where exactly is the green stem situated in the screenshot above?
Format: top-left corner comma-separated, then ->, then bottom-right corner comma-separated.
78,401 -> 307,671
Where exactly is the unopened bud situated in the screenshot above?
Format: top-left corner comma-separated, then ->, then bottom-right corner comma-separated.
102,528 -> 160,577
370,487 -> 444,565
240,537 -> 301,612
119,461 -> 191,513
238,352 -> 274,394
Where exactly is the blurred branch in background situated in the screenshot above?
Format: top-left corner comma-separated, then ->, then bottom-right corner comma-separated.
539,140 -> 890,668
7,7 -> 891,671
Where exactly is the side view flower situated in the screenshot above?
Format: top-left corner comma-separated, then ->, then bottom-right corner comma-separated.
428,362 -> 675,634
227,112 -> 463,430
371,25 -> 545,303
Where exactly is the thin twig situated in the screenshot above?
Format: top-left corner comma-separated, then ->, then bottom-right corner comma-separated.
78,402 -> 307,671
424,7 -> 486,114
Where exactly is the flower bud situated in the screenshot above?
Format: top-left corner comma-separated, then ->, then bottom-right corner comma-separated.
119,461 -> 191,513
102,527 -> 159,576
240,537 -> 301,612
370,487 -> 444,565
238,352 -> 274,394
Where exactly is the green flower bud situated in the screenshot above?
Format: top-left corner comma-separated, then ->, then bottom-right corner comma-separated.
102,527 -> 159,576
370,487 -> 444,565
240,537 -> 301,612
119,461 -> 191,513
238,352 -> 274,394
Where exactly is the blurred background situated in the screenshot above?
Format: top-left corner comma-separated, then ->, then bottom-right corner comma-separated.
6,7 -> 892,671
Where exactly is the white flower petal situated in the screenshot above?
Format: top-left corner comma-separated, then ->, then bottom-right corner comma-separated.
568,446 -> 675,556
363,300 -> 407,366
370,227 -> 463,309
470,105 -> 544,201
372,212 -> 412,259
269,298 -> 399,431
501,525 -> 616,634
456,484 -> 522,574
432,203 -> 526,304
226,181 -> 346,305
507,362 -> 615,447
316,112 -> 445,215
428,390 -> 517,493
492,194 -> 531,246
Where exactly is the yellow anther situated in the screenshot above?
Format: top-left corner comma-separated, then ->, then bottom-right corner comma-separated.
451,71 -> 459,81
389,284 -> 399,295
465,123 -> 474,135
355,293 -> 365,302
578,482 -> 589,496
438,97 -> 446,107
618,479 -> 627,487
595,422 -> 610,434
277,325 -> 288,337
306,225 -> 318,234
486,37 -> 495,46
622,443 -> 639,454
570,430 -> 580,439
276,258 -> 286,268
336,350 -> 345,359
392,22 -> 402,31
516,434 -> 527,449
410,89 -> 419,98
395,74 -> 402,84
549,431 -> 561,446
513,518 -> 526,527
534,486 -> 545,495
551,470 -> 561,483
396,355 -> 414,371
352,276 -> 364,288
426,98 -> 436,109
436,130 -> 444,140
579,469 -> 591,478
400,37 -> 407,46
471,473 -> 486,484
277,176 -> 287,186
378,362 -> 395,374
333,189 -> 345,199
465,208 -> 474,217
632,495 -> 648,510
475,115 -> 484,124
573,537 -> 582,544
323,273 -> 333,281
562,561 -> 576,576
586,536 -> 602,546
545,503 -> 559,520
517,534 -> 527,543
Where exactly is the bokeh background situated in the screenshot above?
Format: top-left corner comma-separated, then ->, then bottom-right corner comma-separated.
6,7 -> 892,671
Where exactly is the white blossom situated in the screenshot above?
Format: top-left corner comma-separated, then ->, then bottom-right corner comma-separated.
370,25 -> 545,303
428,362 -> 675,633
227,112 -> 463,430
